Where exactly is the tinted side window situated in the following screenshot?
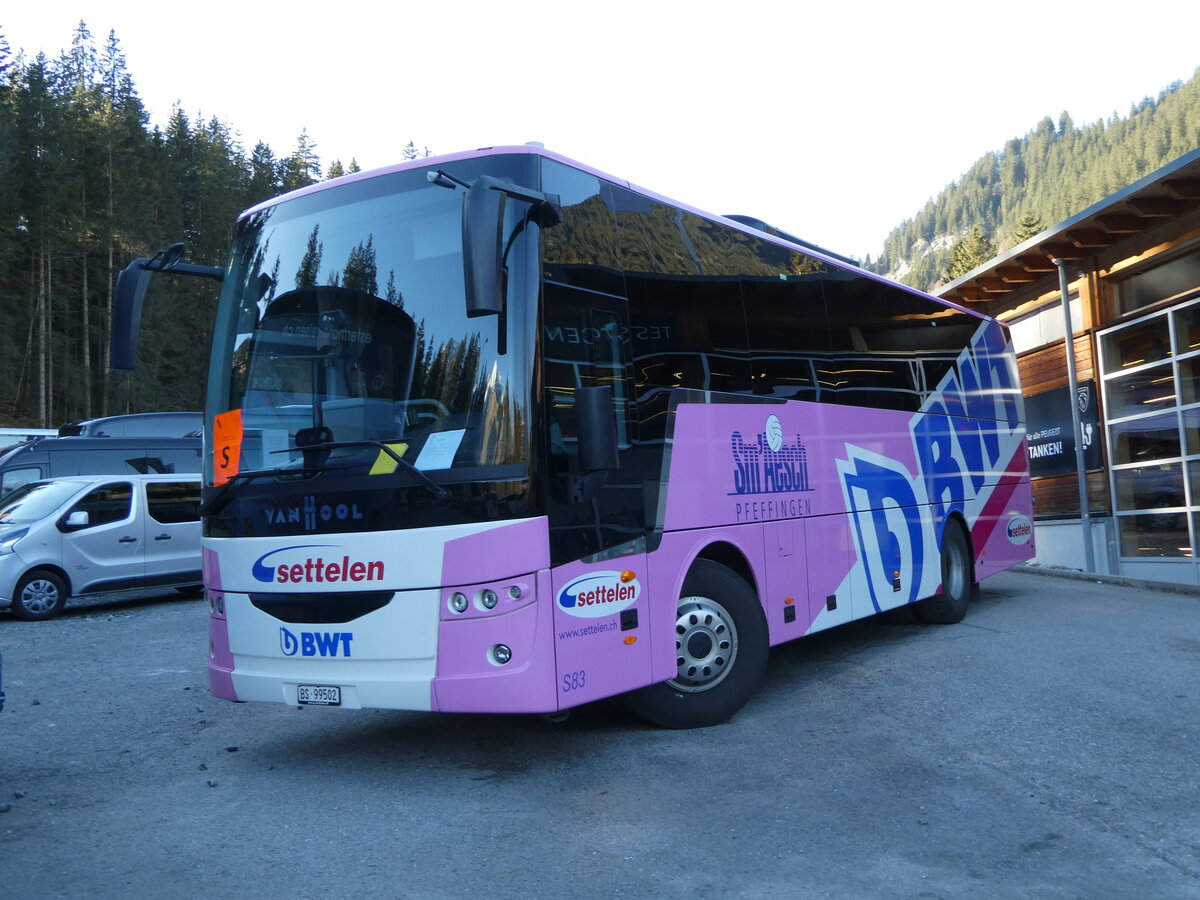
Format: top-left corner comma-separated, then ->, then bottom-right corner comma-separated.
740,241 -> 831,402
817,269 -> 923,412
72,448 -> 149,475
140,446 -> 203,475
0,466 -> 42,497
541,162 -> 624,297
147,482 -> 202,523
71,482 -> 133,526
612,189 -> 751,441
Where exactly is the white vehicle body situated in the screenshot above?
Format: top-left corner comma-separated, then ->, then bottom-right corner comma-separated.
0,474 -> 203,620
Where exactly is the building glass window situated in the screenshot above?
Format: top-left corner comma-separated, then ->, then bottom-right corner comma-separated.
1115,246 -> 1200,315
1009,295 -> 1080,355
1100,295 -> 1200,559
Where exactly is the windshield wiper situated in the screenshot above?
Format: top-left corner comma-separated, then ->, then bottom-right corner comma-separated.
198,442 -> 451,518
274,439 -> 451,503
198,466 -> 318,518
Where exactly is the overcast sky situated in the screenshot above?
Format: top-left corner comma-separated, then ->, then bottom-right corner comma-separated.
5,1 -> 1199,261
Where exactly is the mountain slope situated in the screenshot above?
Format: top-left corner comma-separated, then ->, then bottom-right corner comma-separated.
871,68 -> 1200,291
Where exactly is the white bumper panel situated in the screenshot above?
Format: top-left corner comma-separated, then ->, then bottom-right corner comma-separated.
225,587 -> 439,711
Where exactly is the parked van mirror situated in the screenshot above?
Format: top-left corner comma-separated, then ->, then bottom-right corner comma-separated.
62,510 -> 90,530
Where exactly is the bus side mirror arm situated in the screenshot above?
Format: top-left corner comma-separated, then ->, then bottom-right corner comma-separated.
112,243 -> 224,372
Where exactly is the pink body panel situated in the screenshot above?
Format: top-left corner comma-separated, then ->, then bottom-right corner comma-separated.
432,519 -> 557,713
204,546 -> 237,701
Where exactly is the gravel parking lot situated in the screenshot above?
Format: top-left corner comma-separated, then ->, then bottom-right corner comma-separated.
1,569 -> 1198,898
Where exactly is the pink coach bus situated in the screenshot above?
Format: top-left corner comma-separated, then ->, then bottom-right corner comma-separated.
115,145 -> 1034,727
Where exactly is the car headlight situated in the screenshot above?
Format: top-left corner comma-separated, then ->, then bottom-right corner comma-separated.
0,528 -> 29,554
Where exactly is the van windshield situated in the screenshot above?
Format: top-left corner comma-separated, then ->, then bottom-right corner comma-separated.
0,481 -> 83,525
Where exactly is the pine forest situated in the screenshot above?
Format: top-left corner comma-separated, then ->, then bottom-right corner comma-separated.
0,23 -> 425,428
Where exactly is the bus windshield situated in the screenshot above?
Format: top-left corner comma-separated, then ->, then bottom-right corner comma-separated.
211,159 -> 534,482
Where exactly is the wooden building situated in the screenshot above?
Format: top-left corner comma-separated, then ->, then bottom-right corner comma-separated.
939,146 -> 1200,583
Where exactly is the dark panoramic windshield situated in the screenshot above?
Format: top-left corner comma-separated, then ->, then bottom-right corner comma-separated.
211,158 -> 535,484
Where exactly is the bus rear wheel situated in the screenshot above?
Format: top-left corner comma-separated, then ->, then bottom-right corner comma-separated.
626,559 -> 768,729
915,519 -> 973,625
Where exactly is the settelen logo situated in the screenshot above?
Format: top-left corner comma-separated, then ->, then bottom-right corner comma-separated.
1006,514 -> 1033,545
280,626 -> 353,657
252,545 -> 385,585
557,571 -> 640,619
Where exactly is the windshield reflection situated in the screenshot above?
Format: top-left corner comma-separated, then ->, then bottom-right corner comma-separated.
214,160 -> 532,482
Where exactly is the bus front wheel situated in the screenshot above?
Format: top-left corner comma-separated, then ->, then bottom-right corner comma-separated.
626,560 -> 768,729
915,519 -> 974,625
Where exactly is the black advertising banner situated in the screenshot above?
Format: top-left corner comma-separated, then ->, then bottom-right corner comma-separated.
1025,379 -> 1102,478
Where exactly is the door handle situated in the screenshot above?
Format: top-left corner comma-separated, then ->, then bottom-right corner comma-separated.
119,536 -> 138,543
155,534 -> 172,541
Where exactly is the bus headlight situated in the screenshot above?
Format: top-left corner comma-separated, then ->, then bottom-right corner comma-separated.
449,592 -> 469,614
478,589 -> 498,610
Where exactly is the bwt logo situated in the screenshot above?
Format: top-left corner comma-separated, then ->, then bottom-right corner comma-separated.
280,627 -> 353,657
730,415 -> 812,496
837,321 -> 1024,613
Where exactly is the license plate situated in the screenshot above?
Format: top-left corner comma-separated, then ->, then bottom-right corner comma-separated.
297,684 -> 341,706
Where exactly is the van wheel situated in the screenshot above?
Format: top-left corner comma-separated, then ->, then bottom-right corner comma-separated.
11,571 -> 69,621
915,519 -> 973,625
626,560 -> 768,729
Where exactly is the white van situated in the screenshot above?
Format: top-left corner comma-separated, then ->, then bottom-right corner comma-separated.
0,474 -> 202,620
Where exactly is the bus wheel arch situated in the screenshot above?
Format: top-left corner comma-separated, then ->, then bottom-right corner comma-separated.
626,554 -> 768,729
914,514 -> 975,625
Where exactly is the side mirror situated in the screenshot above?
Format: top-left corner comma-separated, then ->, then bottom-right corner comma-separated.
61,510 -> 90,530
111,244 -> 224,372
113,259 -> 152,371
576,385 -> 619,473
462,176 -> 506,318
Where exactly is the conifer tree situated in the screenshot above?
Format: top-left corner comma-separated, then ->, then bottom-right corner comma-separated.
1011,210 -> 1044,244
944,227 -> 995,283
279,128 -> 320,191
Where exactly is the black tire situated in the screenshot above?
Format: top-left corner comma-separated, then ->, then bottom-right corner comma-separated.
175,584 -> 205,597
914,519 -> 973,625
626,559 -> 769,729
11,571 -> 69,621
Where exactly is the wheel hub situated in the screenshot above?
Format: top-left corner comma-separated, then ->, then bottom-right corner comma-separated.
668,597 -> 738,693
22,580 -> 59,614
